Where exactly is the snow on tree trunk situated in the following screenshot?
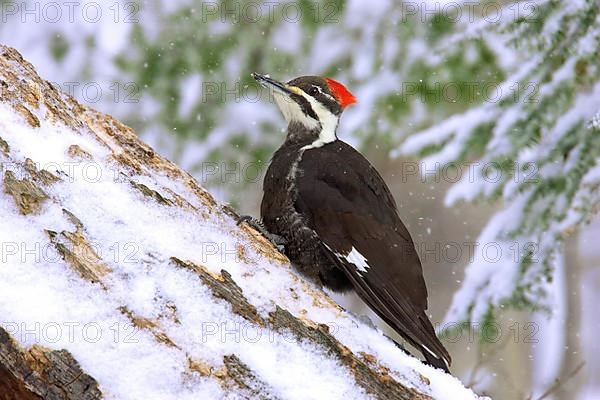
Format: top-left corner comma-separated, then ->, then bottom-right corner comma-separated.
0,46 -> 485,400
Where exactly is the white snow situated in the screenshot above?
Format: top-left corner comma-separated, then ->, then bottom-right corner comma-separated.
530,253 -> 567,398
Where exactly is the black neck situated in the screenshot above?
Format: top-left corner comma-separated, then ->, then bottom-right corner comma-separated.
284,121 -> 326,147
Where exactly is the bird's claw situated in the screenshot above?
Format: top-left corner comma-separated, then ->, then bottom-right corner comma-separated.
237,215 -> 287,252
236,215 -> 254,226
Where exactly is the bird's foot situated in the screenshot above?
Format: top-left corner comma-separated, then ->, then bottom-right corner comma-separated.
237,215 -> 286,252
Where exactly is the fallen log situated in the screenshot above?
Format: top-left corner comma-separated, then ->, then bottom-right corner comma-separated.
0,45 -> 485,400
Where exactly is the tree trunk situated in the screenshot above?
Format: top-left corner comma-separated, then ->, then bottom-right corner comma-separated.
0,45 -> 483,400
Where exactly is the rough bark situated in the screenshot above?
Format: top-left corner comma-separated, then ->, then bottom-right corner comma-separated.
0,327 -> 102,400
0,45 -> 477,399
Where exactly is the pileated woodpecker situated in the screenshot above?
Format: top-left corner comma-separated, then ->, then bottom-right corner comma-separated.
249,73 -> 451,372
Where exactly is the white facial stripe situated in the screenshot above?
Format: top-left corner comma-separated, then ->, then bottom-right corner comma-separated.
296,88 -> 339,150
272,85 -> 340,150
313,85 -> 335,102
273,92 -> 319,130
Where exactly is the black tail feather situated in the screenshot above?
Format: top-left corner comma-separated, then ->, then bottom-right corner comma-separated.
422,347 -> 450,373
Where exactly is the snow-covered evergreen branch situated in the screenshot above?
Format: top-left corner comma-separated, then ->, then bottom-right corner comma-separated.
397,0 -> 600,326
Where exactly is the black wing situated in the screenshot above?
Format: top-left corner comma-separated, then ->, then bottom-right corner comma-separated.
295,140 -> 451,370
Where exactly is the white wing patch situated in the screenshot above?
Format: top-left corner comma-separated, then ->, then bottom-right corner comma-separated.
323,244 -> 370,276
343,246 -> 370,275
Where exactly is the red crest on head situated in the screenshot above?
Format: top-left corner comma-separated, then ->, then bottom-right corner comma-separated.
325,78 -> 357,108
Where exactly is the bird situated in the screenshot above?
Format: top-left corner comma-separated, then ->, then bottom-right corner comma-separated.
246,72 -> 451,372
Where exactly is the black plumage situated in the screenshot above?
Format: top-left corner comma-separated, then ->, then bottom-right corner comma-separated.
253,73 -> 451,371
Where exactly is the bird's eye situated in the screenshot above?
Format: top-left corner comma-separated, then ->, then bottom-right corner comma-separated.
309,87 -> 319,96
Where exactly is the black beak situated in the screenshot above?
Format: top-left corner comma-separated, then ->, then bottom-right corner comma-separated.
251,72 -> 293,96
